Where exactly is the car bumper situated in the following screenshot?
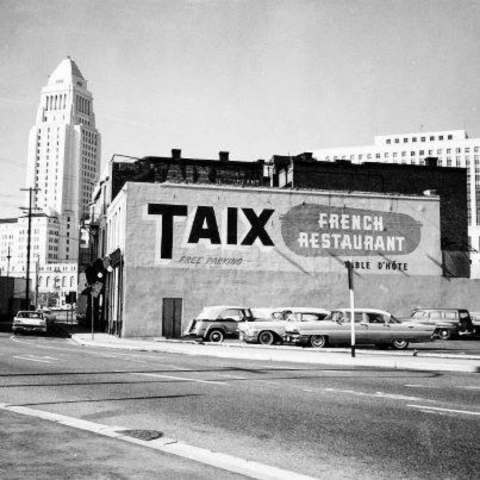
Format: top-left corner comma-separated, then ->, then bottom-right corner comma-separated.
239,332 -> 258,343
13,325 -> 47,333
285,334 -> 309,344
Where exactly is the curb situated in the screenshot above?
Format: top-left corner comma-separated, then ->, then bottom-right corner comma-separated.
71,335 -> 480,373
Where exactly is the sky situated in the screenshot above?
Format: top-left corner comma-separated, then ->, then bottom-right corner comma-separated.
1,0 -> 480,218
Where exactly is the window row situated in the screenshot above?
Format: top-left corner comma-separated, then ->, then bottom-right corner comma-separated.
386,134 -> 454,144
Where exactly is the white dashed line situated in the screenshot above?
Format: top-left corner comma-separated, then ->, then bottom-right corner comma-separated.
407,405 -> 480,416
13,355 -> 58,363
135,372 -> 229,386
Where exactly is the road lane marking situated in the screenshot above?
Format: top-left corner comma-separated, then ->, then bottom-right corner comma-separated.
302,387 -> 431,403
460,386 -> 480,390
0,403 -> 316,480
212,373 -> 248,380
135,372 -> 229,386
407,405 -> 480,416
13,355 -> 58,363
404,384 -> 437,388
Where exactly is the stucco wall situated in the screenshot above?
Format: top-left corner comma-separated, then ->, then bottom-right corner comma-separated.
112,181 -> 477,337
122,266 -> 480,337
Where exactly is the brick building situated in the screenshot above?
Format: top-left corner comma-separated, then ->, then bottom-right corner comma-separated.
271,153 -> 470,277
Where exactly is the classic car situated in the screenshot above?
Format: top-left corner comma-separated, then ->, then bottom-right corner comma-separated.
12,310 -> 52,335
285,308 -> 436,349
183,305 -> 255,343
405,308 -> 475,340
240,307 -> 330,345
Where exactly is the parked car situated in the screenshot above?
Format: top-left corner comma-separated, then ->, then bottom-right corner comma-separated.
471,312 -> 480,335
240,307 -> 330,345
285,308 -> 436,350
183,306 -> 255,343
405,308 -> 475,340
12,310 -> 52,335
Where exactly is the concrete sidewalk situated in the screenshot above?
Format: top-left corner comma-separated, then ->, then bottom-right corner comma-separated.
71,333 -> 480,373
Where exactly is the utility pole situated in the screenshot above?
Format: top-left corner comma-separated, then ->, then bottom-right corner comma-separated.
20,187 -> 39,310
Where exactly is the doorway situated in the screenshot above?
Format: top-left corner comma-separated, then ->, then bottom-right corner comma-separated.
162,298 -> 183,338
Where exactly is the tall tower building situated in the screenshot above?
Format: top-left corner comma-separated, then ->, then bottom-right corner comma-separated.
25,57 -> 101,262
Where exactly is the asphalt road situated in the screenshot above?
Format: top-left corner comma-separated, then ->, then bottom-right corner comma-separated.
220,335 -> 480,355
1,332 -> 479,479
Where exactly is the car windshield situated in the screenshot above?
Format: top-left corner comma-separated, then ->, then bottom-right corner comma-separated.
18,311 -> 41,319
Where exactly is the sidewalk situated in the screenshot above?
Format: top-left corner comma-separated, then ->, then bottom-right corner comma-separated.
0,407 -> 244,480
70,331 -> 480,373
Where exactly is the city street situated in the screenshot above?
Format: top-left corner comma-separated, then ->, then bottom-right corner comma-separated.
0,332 -> 478,479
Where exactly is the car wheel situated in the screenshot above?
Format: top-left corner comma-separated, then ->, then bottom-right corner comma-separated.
391,340 -> 409,350
438,329 -> 452,340
310,335 -> 327,348
207,330 -> 224,343
258,331 -> 275,345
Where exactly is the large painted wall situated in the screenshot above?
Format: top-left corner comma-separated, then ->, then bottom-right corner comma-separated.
106,181 -> 480,337
123,267 -> 480,337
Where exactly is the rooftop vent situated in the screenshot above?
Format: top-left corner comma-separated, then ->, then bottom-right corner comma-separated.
219,151 -> 229,162
172,149 -> 181,160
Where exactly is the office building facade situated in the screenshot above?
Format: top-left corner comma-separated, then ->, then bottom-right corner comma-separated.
313,130 -> 480,277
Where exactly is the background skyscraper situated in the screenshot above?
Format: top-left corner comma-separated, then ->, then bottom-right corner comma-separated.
25,57 -> 101,262
0,58 -> 101,308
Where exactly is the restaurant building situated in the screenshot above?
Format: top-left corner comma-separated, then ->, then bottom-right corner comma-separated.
88,151 -> 479,338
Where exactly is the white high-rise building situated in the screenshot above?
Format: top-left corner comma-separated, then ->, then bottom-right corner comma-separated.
0,58 -> 101,307
25,56 -> 101,262
313,129 -> 480,277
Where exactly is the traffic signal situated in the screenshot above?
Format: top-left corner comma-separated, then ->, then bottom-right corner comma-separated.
66,291 -> 77,304
85,258 -> 105,284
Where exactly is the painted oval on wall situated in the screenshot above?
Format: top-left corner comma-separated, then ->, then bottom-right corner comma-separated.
280,204 -> 422,257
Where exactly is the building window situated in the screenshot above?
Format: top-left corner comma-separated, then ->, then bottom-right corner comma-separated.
394,139 -> 399,144
430,136 -> 435,141
448,135 -> 453,140
386,139 -> 391,145
403,138 -> 408,143
439,135 -> 444,140
412,137 -> 417,142
421,137 -> 425,142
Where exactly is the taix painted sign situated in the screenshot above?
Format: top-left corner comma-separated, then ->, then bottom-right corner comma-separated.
148,203 -> 275,259
281,204 -> 422,257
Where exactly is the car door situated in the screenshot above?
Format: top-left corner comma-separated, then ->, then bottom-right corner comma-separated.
331,311 -> 363,344
218,308 -> 244,336
358,312 -> 391,344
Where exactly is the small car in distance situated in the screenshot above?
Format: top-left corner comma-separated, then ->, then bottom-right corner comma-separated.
285,308 -> 436,350
12,310 -> 52,335
183,306 -> 255,343
240,307 -> 330,345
